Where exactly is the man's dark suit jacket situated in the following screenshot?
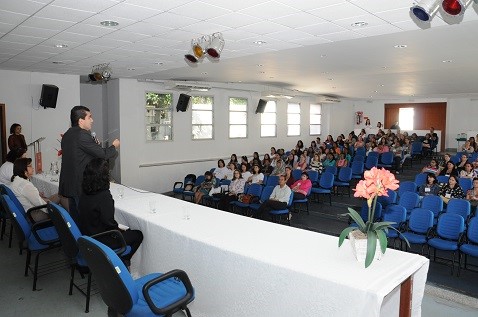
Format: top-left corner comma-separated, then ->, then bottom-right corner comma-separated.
59,126 -> 117,198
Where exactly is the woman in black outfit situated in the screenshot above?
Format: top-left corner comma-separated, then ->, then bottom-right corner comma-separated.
78,158 -> 143,263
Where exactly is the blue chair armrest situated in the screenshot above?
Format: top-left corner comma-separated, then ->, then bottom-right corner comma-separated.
26,204 -> 49,223
91,229 -> 128,256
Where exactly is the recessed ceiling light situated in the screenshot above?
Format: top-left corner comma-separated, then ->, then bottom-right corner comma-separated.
55,44 -> 68,48
380,84 -> 385,87
201,72 -> 208,75
442,59 -> 453,63
328,78 -> 333,81
394,44 -> 407,48
154,62 -> 163,65
382,66 -> 387,69
127,68 -> 136,71
253,40 -> 266,45
52,61 -> 65,64
260,71 -> 265,74
374,90 -> 378,93
332,86 -> 336,89
100,20 -> 119,27
238,80 -> 242,83
351,21 -> 368,27
257,64 -> 263,67
320,54 -> 326,58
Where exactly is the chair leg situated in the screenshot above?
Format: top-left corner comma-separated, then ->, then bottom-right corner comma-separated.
69,266 -> 75,295
183,307 -> 192,317
33,252 -> 41,291
85,272 -> 92,313
451,252 -> 455,276
25,250 -> 32,276
328,193 -> 332,206
8,223 -> 13,248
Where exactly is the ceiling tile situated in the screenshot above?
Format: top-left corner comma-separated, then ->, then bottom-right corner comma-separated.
355,24 -> 402,37
11,53 -> 47,62
298,22 -> 347,36
288,36 -> 331,46
66,24 -> 116,37
123,0 -> 194,11
237,21 -> 291,35
271,12 -> 327,29
144,12 -> 199,29
207,13 -> 261,29
267,29 -> 317,41
82,14 -> 138,29
1,59 -> 37,67
135,37 -> 182,48
87,37 -> 131,48
159,29 -> 202,41
334,14 -> 388,30
309,2 -> 369,21
19,50 -> 58,59
51,0 -> 119,12
101,3 -> 161,20
26,44 -> 65,54
41,37 -> 83,49
349,0 -> 410,14
74,43 -> 113,54
102,30 -> 151,42
238,1 -> 300,20
197,0 -> 264,12
20,16 -> 76,30
50,32 -> 96,45
121,22 -> 171,36
0,22 -> 16,34
375,8 -> 411,24
0,10 -> 29,25
1,34 -> 45,45
221,29 -> 260,41
169,1 -> 232,20
320,30 -> 364,42
12,25 -> 59,38
276,0 -> 347,11
180,21 -> 230,34
0,0 -> 46,15
35,5 -> 96,22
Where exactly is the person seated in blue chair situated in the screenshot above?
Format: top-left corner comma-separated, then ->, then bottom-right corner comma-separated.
418,173 -> 441,198
78,158 -> 143,265
257,175 -> 291,221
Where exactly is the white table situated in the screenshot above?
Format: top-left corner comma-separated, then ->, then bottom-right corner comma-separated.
31,175 -> 429,317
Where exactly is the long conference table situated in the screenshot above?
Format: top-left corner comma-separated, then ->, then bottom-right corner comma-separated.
32,175 -> 429,317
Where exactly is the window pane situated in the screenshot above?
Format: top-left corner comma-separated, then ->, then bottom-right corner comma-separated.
145,92 -> 173,141
229,97 -> 247,111
310,104 -> 321,114
310,114 -> 321,124
230,112 -> 247,124
288,113 -> 300,124
261,113 -> 276,124
288,103 -> 300,113
399,108 -> 414,130
264,101 -> 276,112
192,96 -> 213,105
192,111 -> 213,124
230,125 -> 247,138
192,103 -> 212,110
146,125 -> 172,141
192,125 -> 213,139
310,125 -> 321,135
261,124 -> 276,137
288,125 -> 300,136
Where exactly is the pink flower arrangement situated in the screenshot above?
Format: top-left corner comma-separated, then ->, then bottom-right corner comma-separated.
354,167 -> 400,200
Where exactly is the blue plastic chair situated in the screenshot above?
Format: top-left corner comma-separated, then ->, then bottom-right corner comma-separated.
377,189 -> 397,208
350,201 -> 383,227
351,160 -> 364,180
383,205 -> 407,247
353,155 -> 365,163
367,151 -> 379,159
182,175 -> 204,201
420,195 -> 443,219
446,199 -> 471,222
398,192 -> 420,214
0,194 -> 60,291
459,178 -> 473,192
427,213 -> 465,275
292,186 -> 312,214
78,236 -> 195,317
249,186 -> 275,216
292,169 -> 303,181
232,183 -> 263,213
411,142 -> 423,163
266,175 -> 280,187
377,152 -> 394,169
333,166 -> 352,196
324,166 -> 337,176
311,172 -> 335,205
414,173 -> 428,188
459,216 -> 478,276
355,147 -> 366,158
307,170 -> 319,186
173,174 -> 196,198
437,175 -> 449,185
398,181 -> 417,197
269,192 -> 294,225
364,156 -> 378,170
399,208 -> 434,253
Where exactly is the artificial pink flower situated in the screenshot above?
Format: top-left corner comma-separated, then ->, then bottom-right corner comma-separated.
353,167 -> 399,199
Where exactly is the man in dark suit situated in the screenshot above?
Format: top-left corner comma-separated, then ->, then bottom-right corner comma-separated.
59,106 -> 120,219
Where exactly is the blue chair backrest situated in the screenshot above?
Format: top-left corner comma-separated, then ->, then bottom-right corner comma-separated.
446,199 -> 470,220
195,175 -> 205,186
1,194 -> 30,241
436,213 -> 465,240
470,153 -> 478,163
292,169 -> 303,181
408,208 -> 434,233
324,166 -> 337,175
353,155 -> 365,163
260,186 -> 275,202
377,189 -> 397,207
351,160 -> 364,175
467,216 -> 478,244
0,184 -> 26,217
247,183 -> 263,197
383,205 -> 407,227
318,172 -> 334,189
367,151 -> 379,158
411,142 -> 422,154
266,175 -> 279,187
380,152 -> 394,164
355,147 -> 366,157
359,201 -> 382,222
364,156 -> 378,169
414,173 -> 428,187
436,175 -> 449,185
307,170 -> 319,183
459,178 -> 473,192
220,179 -> 231,186
398,181 -> 417,196
398,192 -> 420,212
337,166 -> 352,182
420,195 -> 443,217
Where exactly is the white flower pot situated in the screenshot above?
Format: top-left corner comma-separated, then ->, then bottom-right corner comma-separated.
349,230 -> 383,263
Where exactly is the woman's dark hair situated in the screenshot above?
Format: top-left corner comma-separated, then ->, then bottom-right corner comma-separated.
9,123 -> 21,135
252,164 -> 260,174
426,173 -> 437,184
230,154 -> 237,162
70,105 -> 90,127
204,171 -> 213,178
241,155 -> 248,162
82,158 -> 110,194
233,169 -> 242,180
301,172 -> 309,179
6,148 -> 26,163
12,158 -> 32,181
448,175 -> 460,185
253,152 -> 259,159
218,159 -> 225,167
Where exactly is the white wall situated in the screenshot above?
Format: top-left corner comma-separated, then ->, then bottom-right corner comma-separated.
80,83 -> 103,141
445,98 -> 478,150
0,69 -> 80,170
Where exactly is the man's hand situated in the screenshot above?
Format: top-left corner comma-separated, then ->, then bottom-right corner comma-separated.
112,139 -> 120,148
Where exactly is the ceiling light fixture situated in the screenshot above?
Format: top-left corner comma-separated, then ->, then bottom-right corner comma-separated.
52,61 -> 65,64
100,20 -> 119,27
442,59 -> 453,62
55,44 -> 68,48
88,63 -> 113,82
411,0 -> 477,23
394,44 -> 407,48
410,0 -> 440,21
351,21 -> 368,27
185,32 -> 225,65
253,40 -> 266,45
206,32 -> 225,59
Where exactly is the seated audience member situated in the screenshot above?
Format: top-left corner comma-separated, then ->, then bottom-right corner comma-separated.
462,140 -> 475,154
290,172 -> 312,200
342,147 -> 352,163
460,162 -> 477,179
354,136 -> 365,149
252,151 -> 260,162
439,161 -> 458,177
194,171 -> 216,204
438,175 -> 465,204
421,133 -> 432,155
456,154 -> 469,172
293,154 -> 308,171
228,154 -> 238,168
324,135 -> 334,148
322,152 -> 336,167
224,162 -> 236,180
390,140 -> 403,172
364,118 -> 372,130
439,153 -> 452,170
270,158 -> 285,176
262,153 -> 271,166
421,159 -> 440,175
261,158 -> 273,175
401,138 -> 412,164
336,153 -> 348,168
284,166 -> 295,187
218,169 -> 246,211
257,175 -> 292,220
310,141 -> 319,153
240,163 -> 252,182
78,158 -> 143,264
251,158 -> 262,170
466,177 -> 478,206
284,153 -> 295,167
270,147 -> 276,157
241,155 -> 249,168
248,164 -> 264,185
213,159 -> 229,179
309,153 -> 323,173
418,173 -> 441,197
0,148 -> 26,185
295,140 -> 304,157
10,158 -> 60,222
270,153 -> 280,168
469,137 -> 477,153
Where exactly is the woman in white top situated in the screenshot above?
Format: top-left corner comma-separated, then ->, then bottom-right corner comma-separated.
213,159 -> 229,179
248,164 -> 264,184
0,148 -> 26,185
10,158 -> 60,222
240,163 -> 252,182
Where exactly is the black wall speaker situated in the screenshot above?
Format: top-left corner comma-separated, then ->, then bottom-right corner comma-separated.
176,93 -> 191,112
40,84 -> 59,109
255,99 -> 268,114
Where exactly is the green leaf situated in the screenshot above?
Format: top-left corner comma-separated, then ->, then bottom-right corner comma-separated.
372,221 -> 395,231
390,227 -> 411,248
376,230 -> 388,254
347,208 -> 366,230
365,231 -> 377,268
338,227 -> 356,247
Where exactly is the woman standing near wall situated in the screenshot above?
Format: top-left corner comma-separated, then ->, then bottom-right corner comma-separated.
8,123 -> 27,151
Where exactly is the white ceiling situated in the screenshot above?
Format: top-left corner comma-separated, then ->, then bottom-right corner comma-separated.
1,0 -> 478,99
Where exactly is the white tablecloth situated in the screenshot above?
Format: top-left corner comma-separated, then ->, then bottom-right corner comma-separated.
31,175 -> 429,317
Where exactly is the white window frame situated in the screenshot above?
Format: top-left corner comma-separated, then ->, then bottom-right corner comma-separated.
229,97 -> 248,139
309,103 -> 322,136
145,91 -> 173,141
287,102 -> 301,136
191,95 -> 214,140
260,100 -> 277,138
